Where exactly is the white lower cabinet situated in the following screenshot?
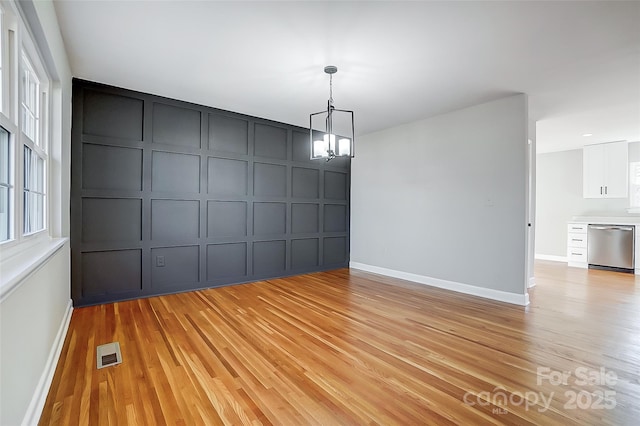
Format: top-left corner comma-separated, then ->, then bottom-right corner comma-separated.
567,223 -> 588,268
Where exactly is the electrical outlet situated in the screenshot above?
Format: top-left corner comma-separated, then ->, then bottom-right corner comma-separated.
156,256 -> 165,267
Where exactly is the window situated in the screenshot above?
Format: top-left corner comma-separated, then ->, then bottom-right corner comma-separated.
629,162 -> 640,209
0,5 -> 13,119
0,2 -> 49,246
0,127 -> 10,241
23,145 -> 43,233
0,10 -> 4,112
21,52 -> 39,145
20,52 -> 46,234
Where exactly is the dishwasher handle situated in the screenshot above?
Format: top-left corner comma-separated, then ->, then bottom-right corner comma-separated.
589,225 -> 634,232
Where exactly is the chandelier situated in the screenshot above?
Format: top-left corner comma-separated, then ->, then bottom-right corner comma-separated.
309,65 -> 354,161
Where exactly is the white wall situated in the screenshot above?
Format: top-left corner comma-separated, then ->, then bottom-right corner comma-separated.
0,244 -> 71,425
535,143 -> 640,257
0,1 -> 72,424
351,94 -> 529,302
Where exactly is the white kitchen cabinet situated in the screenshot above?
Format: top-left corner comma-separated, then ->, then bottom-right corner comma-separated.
567,223 -> 588,268
583,141 -> 628,198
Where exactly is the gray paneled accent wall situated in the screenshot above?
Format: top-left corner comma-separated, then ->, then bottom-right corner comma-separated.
71,79 -> 350,306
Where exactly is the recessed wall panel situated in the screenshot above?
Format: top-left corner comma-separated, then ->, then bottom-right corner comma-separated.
208,201 -> 247,237
82,250 -> 141,296
330,156 -> 351,169
254,163 -> 286,197
291,203 -> 319,234
152,151 -> 200,193
152,103 -> 201,148
324,237 -> 347,265
291,238 -> 319,269
207,243 -> 247,280
82,144 -> 142,191
253,202 -> 286,235
292,167 -> 319,198
82,198 -> 141,242
151,200 -> 199,241
254,123 -> 287,160
83,91 -> 143,141
151,245 -> 199,288
292,131 -> 312,162
324,204 -> 347,232
253,240 -> 286,275
209,114 -> 248,154
208,158 -> 248,195
324,171 -> 347,200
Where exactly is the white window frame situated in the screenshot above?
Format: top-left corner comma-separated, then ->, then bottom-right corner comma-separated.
23,144 -> 45,234
21,50 -> 40,146
0,125 -> 12,242
20,49 -> 47,236
628,161 -> 640,213
0,1 -> 50,250
0,8 -> 4,114
0,4 -> 17,245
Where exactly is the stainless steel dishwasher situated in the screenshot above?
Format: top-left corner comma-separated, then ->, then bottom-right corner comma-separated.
587,224 -> 635,272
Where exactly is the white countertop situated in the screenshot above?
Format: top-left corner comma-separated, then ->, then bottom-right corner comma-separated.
571,216 -> 640,225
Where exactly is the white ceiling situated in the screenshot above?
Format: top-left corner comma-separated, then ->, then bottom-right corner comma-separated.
52,0 -> 640,153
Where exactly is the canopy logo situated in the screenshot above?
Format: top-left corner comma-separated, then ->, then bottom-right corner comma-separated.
462,366 -> 618,414
462,386 -> 553,414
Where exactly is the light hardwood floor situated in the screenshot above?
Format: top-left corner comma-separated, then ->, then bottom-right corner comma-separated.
40,261 -> 640,425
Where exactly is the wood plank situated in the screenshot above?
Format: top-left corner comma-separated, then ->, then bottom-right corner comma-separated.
39,262 -> 640,425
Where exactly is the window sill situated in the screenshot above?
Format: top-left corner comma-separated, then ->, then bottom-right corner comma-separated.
0,237 -> 68,302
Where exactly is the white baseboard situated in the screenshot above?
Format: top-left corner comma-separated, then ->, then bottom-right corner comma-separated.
528,277 -> 536,288
22,299 -> 73,426
535,254 -> 567,263
350,262 -> 529,306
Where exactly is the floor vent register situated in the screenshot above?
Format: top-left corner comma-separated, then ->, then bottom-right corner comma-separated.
96,342 -> 123,369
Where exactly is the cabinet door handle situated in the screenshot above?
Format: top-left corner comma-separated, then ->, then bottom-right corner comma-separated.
605,186 -> 608,195
572,239 -> 583,242
600,186 -> 603,195
571,252 -> 582,256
